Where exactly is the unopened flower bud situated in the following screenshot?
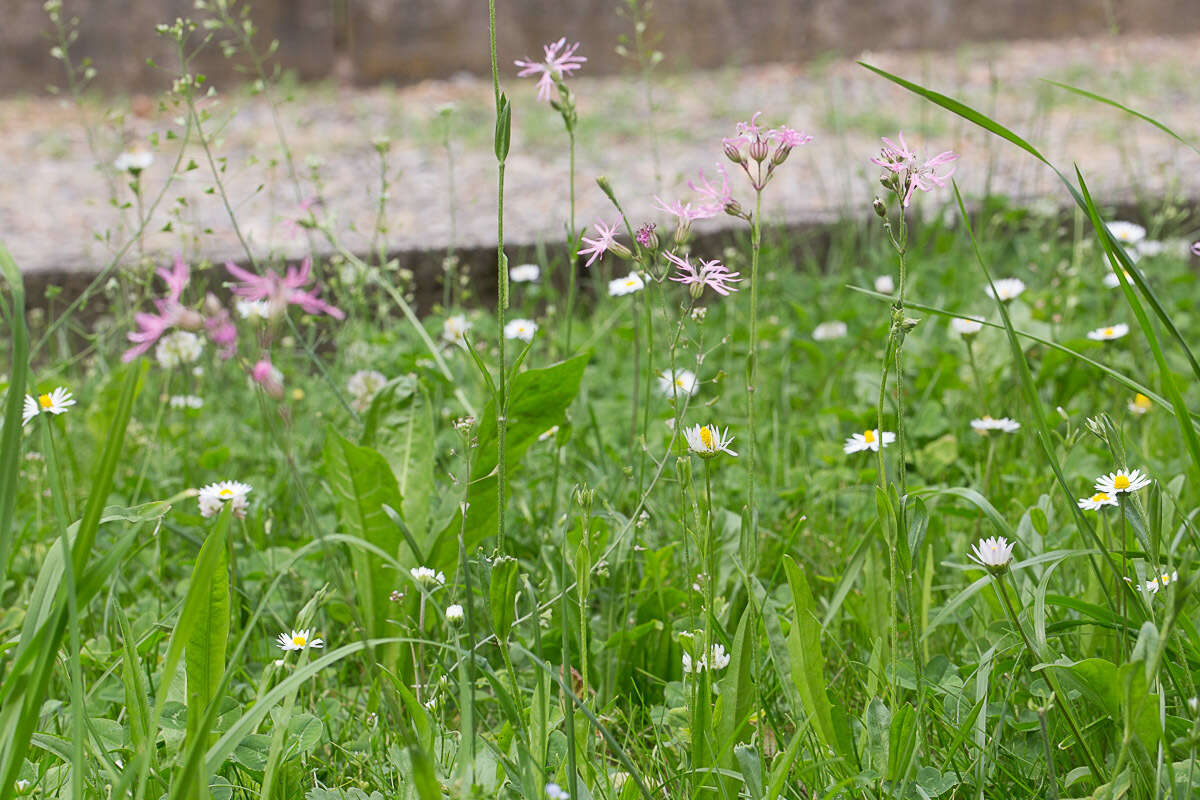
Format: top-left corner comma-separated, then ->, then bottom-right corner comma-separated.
251,359 -> 284,400
688,281 -> 705,301
723,141 -> 744,165
609,240 -> 634,260
177,309 -> 205,330
749,138 -> 769,162
873,197 -> 887,218
724,199 -> 745,219
772,145 -> 792,166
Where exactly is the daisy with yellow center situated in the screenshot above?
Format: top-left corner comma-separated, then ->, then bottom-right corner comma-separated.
1086,323 -> 1129,341
684,423 -> 737,458
1128,393 -> 1152,415
970,415 -> 1020,435
197,480 -> 252,518
608,271 -> 645,297
1094,468 -> 1151,496
1077,491 -> 1117,511
22,386 -> 76,426
843,428 -> 896,454
657,369 -> 699,398
276,628 -> 324,651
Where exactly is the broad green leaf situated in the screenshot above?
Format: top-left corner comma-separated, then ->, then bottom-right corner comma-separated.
361,375 -> 435,541
488,556 -> 520,643
783,556 -> 837,759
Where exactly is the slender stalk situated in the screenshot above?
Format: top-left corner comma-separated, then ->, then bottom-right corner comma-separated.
564,127 -> 579,352
745,188 -> 763,559
488,0 -> 509,552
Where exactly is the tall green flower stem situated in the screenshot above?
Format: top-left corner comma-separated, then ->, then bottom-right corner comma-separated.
744,188 -> 763,563
488,0 -> 512,552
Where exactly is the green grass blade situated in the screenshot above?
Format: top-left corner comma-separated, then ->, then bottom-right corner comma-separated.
0,241 -> 28,597
1043,80 -> 1200,157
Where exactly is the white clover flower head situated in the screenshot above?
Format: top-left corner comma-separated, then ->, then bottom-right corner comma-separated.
969,415 -> 1020,435
114,148 -> 154,173
1107,221 -> 1146,245
198,480 -> 252,518
168,394 -> 204,409
22,386 -> 76,426
347,369 -> 388,413
1095,468 -> 1151,495
682,643 -> 731,674
504,318 -> 538,342
1128,393 -> 1152,415
608,271 -> 645,297
985,278 -> 1025,302
1086,323 -> 1129,341
812,320 -> 848,341
950,316 -> 984,336
442,314 -> 472,348
545,782 -> 570,800
156,330 -> 204,368
684,423 -> 738,458
510,263 -> 541,283
1077,491 -> 1118,511
410,566 -> 446,587
658,369 -> 699,398
445,603 -> 465,624
235,298 -> 271,320
969,536 -> 1014,572
843,429 -> 896,454
276,628 -> 324,651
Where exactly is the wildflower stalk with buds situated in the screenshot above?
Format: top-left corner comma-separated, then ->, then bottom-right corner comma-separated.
488,0 -> 512,552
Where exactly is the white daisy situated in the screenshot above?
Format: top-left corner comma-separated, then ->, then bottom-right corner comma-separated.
684,423 -> 738,458
968,536 -> 1014,571
156,330 -> 204,369
1128,393 -> 1152,415
950,316 -> 984,336
236,299 -> 271,320
682,643 -> 731,674
347,369 -> 387,413
276,628 -> 324,651
985,278 -> 1025,302
545,782 -> 569,800
114,148 -> 154,173
1086,323 -> 1129,341
168,394 -> 204,409
1134,240 -> 1166,258
198,480 -> 252,518
874,274 -> 895,294
608,271 -> 645,297
442,314 -> 471,348
22,386 -> 76,426
1077,491 -> 1118,511
843,429 -> 896,454
504,318 -> 538,342
510,263 -> 541,283
1107,221 -> 1146,245
657,369 -> 699,398
1144,571 -> 1179,594
1094,468 -> 1151,495
812,321 -> 848,341
410,566 -> 446,587
970,416 -> 1020,435
445,604 -> 465,624
1103,270 -> 1130,289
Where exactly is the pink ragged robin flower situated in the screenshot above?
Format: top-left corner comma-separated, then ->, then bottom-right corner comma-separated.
721,112 -> 812,190
688,166 -> 735,217
665,252 -> 742,297
577,220 -> 626,267
122,255 -> 204,362
1191,241 -> 1200,257
514,38 -> 586,103
203,293 -> 237,360
635,223 -> 658,249
654,197 -> 715,224
251,357 -> 284,399
870,132 -> 958,207
225,258 -> 345,320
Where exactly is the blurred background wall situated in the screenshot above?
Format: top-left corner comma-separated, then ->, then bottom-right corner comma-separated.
4,0 -> 1200,95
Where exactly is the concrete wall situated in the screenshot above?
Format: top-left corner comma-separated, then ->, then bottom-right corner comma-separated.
4,0 -> 1198,94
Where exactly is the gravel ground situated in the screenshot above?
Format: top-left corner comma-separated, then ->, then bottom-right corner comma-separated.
2,33 -> 1200,277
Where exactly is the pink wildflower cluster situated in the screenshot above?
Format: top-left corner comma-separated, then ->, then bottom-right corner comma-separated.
870,132 -> 958,207
225,258 -> 345,320
577,220 -> 633,267
722,112 -> 813,190
665,252 -> 742,298
123,256 -> 235,363
514,38 -> 586,103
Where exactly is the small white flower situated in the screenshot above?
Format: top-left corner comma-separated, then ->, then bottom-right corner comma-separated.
347,369 -> 388,413
658,369 -> 699,398
14,779 -> 30,793
608,271 -> 645,297
22,386 -> 76,426
168,394 -> 204,409
969,416 -> 1020,435
236,299 -> 271,320
950,316 -> 984,336
410,566 -> 446,587
510,263 -> 541,283
538,425 -> 560,442
198,480 -> 252,518
874,274 -> 895,294
985,278 -> 1025,302
1086,323 -> 1129,341
504,318 -> 538,342
545,782 -> 569,800
968,536 -> 1014,571
1107,221 -> 1146,245
442,315 -> 472,348
1135,239 -> 1165,257
843,429 -> 895,454
1128,393 -> 1152,415
445,603 -> 465,624
1103,270 -> 1129,289
1144,571 -> 1179,594
1094,468 -> 1151,495
812,321 -> 848,341
684,424 -> 738,458
682,643 -> 731,674
114,148 -> 154,172
276,628 -> 324,651
156,330 -> 204,368
1078,491 -> 1118,511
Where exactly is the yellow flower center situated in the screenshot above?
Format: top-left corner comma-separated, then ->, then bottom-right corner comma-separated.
38,393 -> 53,409
1134,393 -> 1151,409
700,426 -> 714,449
1113,475 -> 1130,490
863,430 -> 875,443
1092,492 -> 1109,502
219,488 -> 233,498
1161,574 -> 1173,585
292,635 -> 306,647
1103,327 -> 1114,337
